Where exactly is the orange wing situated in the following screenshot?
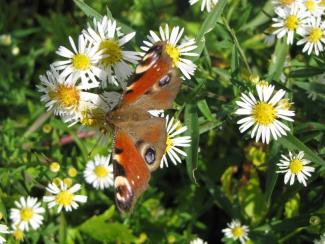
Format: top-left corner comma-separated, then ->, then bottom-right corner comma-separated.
113,129 -> 150,212
119,42 -> 181,111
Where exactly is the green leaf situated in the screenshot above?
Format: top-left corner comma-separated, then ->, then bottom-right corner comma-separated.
289,67 -> 324,78
197,99 -> 214,121
185,103 -> 200,182
284,193 -> 300,218
278,133 -> 325,167
79,206 -> 136,242
267,39 -> 289,82
195,0 -> 227,59
265,143 -> 280,207
73,0 -> 102,19
238,169 -> 268,224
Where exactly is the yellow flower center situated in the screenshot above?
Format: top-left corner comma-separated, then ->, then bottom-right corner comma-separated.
48,84 -> 80,108
278,99 -> 292,110
63,178 -> 73,187
165,135 -> 173,153
289,159 -> 303,174
94,165 -> 109,177
280,0 -> 295,6
50,162 -> 60,173
55,191 -> 74,206
253,102 -> 277,125
68,167 -> 77,177
13,229 -> 24,241
231,226 -> 245,237
285,15 -> 298,30
258,80 -> 269,87
308,27 -> 323,43
20,208 -> 33,221
320,0 -> 325,6
80,108 -> 105,127
99,39 -> 122,66
305,0 -> 316,10
72,54 -> 91,70
165,44 -> 180,66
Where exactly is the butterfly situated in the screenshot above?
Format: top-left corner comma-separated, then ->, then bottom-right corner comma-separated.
105,41 -> 182,212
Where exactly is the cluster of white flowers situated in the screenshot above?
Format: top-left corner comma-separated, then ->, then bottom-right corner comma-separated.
235,80 -> 316,187
38,16 -> 198,130
271,0 -> 325,55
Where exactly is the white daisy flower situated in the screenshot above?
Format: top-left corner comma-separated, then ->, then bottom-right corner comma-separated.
272,0 -> 303,8
314,233 -> 325,244
43,181 -> 87,213
302,0 -> 325,16
84,155 -> 114,190
161,115 -> 191,168
141,24 -> 198,79
189,0 -> 219,12
190,237 -> 208,244
9,196 -> 45,231
0,224 -> 10,244
272,4 -> 309,44
222,219 -> 250,244
38,67 -> 106,125
297,17 -> 325,55
53,34 -> 103,89
277,151 -> 315,186
11,225 -> 24,242
235,84 -> 295,144
83,16 -> 140,87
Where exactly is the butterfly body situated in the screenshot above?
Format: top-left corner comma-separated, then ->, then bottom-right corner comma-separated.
105,42 -> 181,212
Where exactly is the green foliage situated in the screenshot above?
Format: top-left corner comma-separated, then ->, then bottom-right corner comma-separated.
0,0 -> 325,243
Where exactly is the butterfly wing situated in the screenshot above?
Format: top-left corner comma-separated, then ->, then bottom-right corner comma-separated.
119,42 -> 181,111
110,41 -> 182,213
113,117 -> 166,212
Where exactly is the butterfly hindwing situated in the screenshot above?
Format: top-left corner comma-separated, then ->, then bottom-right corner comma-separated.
113,129 -> 150,212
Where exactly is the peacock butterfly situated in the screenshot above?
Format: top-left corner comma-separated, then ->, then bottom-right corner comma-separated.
105,41 -> 181,212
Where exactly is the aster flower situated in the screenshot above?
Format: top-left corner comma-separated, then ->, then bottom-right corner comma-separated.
190,237 -> 208,244
272,0 -> 303,8
277,151 -> 315,186
53,34 -> 103,89
297,16 -> 325,55
84,155 -> 114,190
161,115 -> 191,168
222,219 -> 250,244
189,0 -> 219,12
272,4 -> 309,44
83,16 -> 140,87
9,196 -> 45,231
0,224 -> 10,244
302,0 -> 325,16
38,67 -> 107,125
11,226 -> 24,242
235,84 -> 295,144
43,181 -> 87,213
141,24 -> 198,79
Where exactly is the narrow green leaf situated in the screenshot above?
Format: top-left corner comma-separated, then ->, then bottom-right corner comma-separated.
289,67 -> 324,78
73,0 -> 102,19
195,0 -> 227,59
197,99 -> 214,121
267,39 -> 289,81
185,103 -> 200,182
265,143 -> 280,207
278,133 -> 325,167
241,1 -> 273,30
